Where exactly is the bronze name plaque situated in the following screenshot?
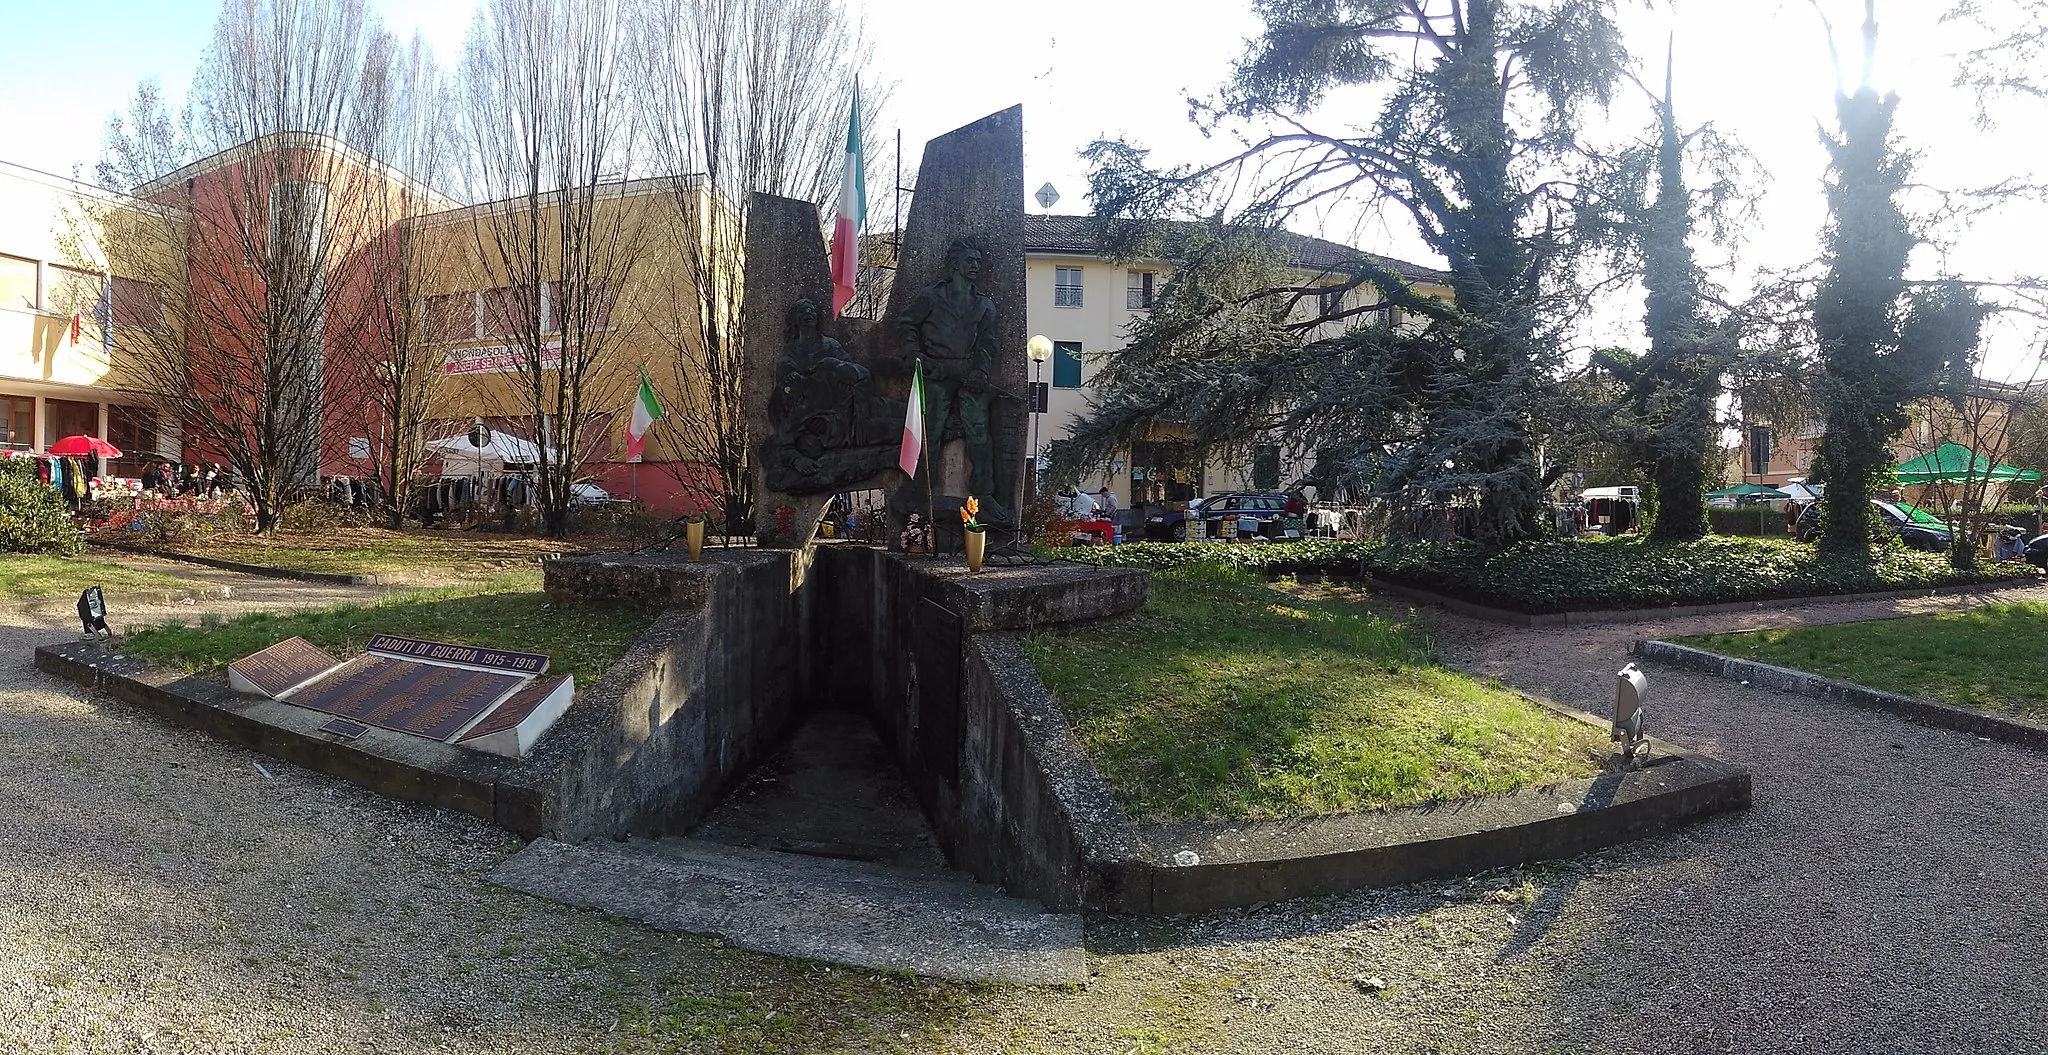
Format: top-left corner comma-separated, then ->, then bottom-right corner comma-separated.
228,637 -> 340,698
287,655 -> 524,742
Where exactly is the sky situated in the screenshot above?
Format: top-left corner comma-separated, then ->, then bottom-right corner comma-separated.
2,0 -> 2045,374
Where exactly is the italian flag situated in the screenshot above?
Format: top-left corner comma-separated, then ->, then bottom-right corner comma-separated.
829,84 -> 864,317
899,359 -> 925,479
626,369 -> 663,462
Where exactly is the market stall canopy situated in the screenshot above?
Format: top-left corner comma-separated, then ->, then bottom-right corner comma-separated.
1707,482 -> 1790,500
45,435 -> 122,459
426,430 -> 546,477
1893,443 -> 2041,485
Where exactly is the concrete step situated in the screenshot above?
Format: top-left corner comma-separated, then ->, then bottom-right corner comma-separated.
488,837 -> 1086,986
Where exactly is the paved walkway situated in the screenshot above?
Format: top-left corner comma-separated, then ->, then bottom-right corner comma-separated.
3,564 -> 2047,1052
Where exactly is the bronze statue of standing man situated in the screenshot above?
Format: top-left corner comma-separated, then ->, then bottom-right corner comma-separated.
898,238 -> 1007,521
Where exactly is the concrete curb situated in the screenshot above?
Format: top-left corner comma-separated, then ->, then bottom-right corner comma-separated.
1634,638 -> 2048,751
1361,574 -> 2043,628
121,584 -> 236,606
95,544 -> 389,585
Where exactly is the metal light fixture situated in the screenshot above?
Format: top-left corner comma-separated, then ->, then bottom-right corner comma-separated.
77,586 -> 109,637
1025,335 -> 1054,524
1612,662 -> 1649,768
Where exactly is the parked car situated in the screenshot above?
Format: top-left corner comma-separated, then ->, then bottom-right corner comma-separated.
1793,498 -> 1952,551
571,481 -> 630,508
1196,492 -> 1299,540
1142,497 -> 1204,541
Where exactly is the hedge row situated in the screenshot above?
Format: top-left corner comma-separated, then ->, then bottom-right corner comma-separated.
1059,534 -> 2038,615
1707,506 -> 1788,537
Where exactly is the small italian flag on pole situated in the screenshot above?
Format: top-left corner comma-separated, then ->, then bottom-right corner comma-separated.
626,369 -> 664,463
898,358 -> 925,479
829,81 -> 864,317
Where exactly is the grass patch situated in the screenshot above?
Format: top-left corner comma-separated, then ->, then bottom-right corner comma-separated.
1021,565 -> 1609,822
1,556 -> 194,599
138,526 -> 594,577
122,575 -> 649,684
1063,535 -> 2038,614
1678,602 -> 2048,721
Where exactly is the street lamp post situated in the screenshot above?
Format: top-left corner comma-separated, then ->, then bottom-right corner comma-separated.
1026,334 -> 1053,528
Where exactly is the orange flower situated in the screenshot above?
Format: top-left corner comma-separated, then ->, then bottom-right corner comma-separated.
965,496 -> 980,516
960,507 -> 971,524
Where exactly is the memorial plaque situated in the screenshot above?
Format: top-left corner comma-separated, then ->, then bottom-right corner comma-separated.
228,637 -> 341,698
285,655 -> 523,742
457,674 -> 577,758
318,717 -> 369,740
364,635 -> 549,675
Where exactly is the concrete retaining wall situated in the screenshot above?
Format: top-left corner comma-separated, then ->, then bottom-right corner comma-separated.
812,545 -> 1149,910
524,550 -> 808,839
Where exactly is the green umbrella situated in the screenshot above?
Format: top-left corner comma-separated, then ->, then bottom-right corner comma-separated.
1707,482 -> 1791,499
1893,443 -> 2041,485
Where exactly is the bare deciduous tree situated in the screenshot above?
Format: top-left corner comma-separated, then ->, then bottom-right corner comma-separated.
625,0 -> 880,531
458,0 -> 643,537
88,0 -> 389,534
351,32 -> 454,527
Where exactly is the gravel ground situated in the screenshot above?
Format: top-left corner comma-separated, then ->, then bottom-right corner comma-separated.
6,563 -> 2048,1053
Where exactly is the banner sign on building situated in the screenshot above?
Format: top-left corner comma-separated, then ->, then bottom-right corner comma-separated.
445,342 -> 564,376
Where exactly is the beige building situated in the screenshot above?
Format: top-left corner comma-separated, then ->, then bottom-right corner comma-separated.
0,158 -> 182,477
1020,214 -> 1451,508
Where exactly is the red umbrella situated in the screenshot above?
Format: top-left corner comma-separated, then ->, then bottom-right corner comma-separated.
45,435 -> 122,459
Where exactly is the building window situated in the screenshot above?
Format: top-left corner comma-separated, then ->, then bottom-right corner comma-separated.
1127,270 -> 1156,310
0,396 -> 31,450
425,293 -> 477,343
1052,341 -> 1083,388
110,276 -> 163,331
1371,304 -> 1400,328
1749,426 -> 1773,477
1318,287 -> 1344,319
480,287 -> 522,339
47,265 -> 102,319
44,398 -> 98,449
1054,267 -> 1083,308
0,255 -> 36,311
107,405 -> 158,477
1252,444 -> 1281,492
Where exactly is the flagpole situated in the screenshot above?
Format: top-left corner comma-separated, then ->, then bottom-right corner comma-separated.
919,357 -> 935,556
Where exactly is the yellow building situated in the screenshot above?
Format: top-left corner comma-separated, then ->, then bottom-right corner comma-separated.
1020,214 -> 1452,507
409,174 -> 725,509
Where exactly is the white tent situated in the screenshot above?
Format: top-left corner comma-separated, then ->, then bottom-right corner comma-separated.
427,430 -> 544,478
1782,479 -> 1823,503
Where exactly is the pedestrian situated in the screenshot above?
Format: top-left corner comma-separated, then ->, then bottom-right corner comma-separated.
1095,486 -> 1118,517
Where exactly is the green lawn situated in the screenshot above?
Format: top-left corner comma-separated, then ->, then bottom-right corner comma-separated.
1679,602 -> 2048,721
1,556 -> 195,599
1021,565 -> 1610,822
122,576 -> 651,685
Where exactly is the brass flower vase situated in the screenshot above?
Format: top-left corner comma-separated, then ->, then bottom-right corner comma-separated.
964,528 -> 986,573
686,519 -> 705,562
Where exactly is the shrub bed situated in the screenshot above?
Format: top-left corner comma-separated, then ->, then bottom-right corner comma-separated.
0,458 -> 84,556
1059,534 -> 2039,614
